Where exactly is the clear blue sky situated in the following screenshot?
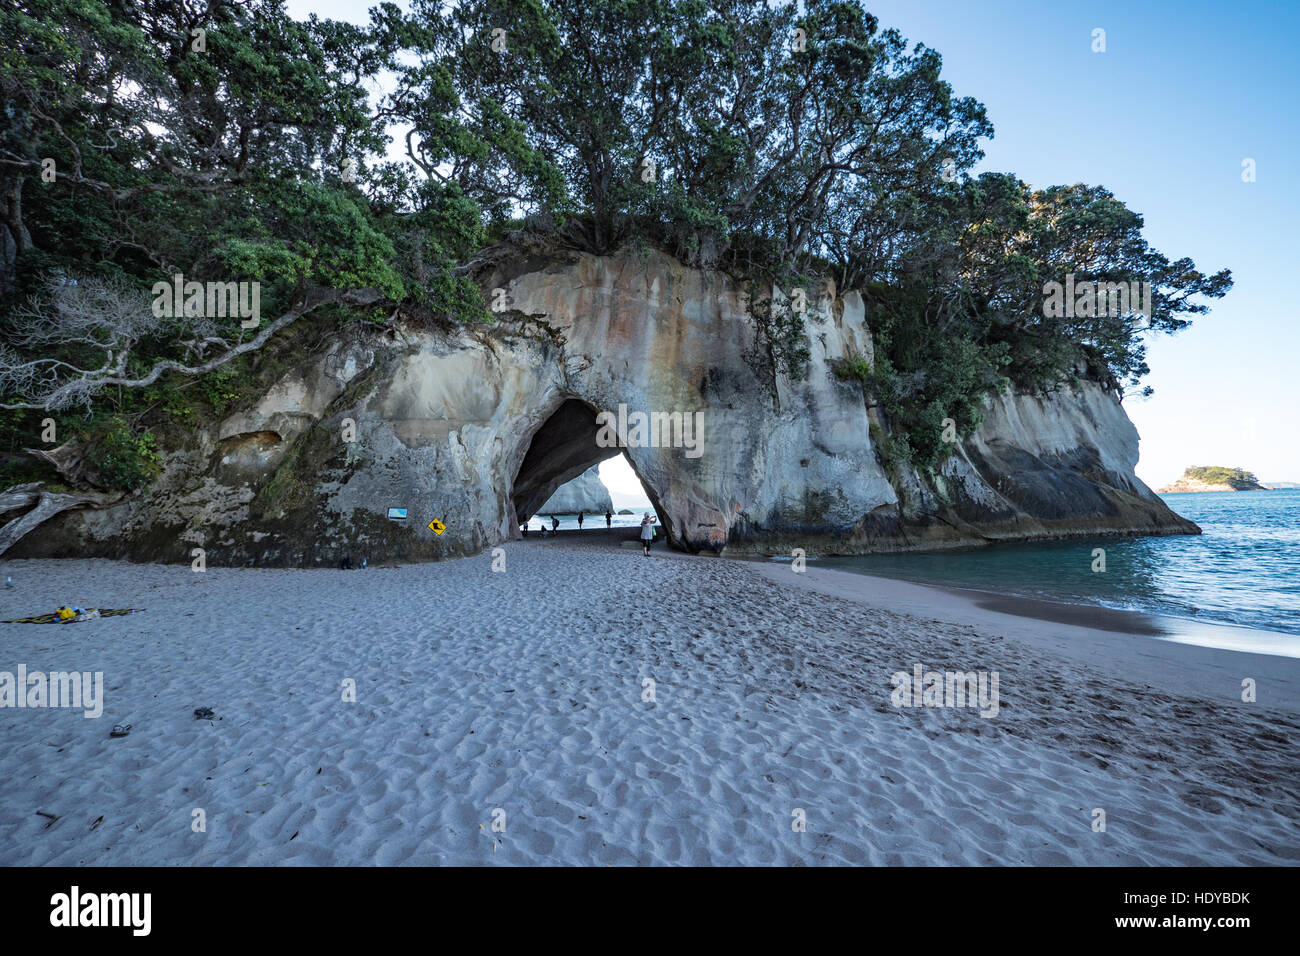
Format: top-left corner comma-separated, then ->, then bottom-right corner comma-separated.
289,0 -> 1299,487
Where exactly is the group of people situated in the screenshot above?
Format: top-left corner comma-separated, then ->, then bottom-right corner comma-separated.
520,511 -> 615,537
518,510 -> 658,555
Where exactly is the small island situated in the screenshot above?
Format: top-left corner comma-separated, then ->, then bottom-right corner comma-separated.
1158,466 -> 1268,493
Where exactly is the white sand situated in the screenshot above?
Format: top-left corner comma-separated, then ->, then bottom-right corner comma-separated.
1,540 -> 1296,866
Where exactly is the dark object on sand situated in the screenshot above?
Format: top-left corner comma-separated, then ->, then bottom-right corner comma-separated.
110,724 -> 131,737
340,555 -> 354,569
3,608 -> 141,624
194,707 -> 215,720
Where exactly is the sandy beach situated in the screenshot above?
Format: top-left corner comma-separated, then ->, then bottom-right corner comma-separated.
1,534 -> 1296,866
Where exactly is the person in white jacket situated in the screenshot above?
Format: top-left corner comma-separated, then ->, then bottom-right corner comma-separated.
639,514 -> 655,556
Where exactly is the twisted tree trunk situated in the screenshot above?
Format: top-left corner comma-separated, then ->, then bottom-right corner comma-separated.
0,482 -> 118,556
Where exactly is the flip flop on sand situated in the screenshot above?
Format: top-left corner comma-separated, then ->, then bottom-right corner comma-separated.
110,724 -> 131,737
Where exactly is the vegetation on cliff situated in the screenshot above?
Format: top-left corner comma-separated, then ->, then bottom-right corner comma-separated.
1186,466 -> 1260,486
0,0 -> 1232,488
1159,467 -> 1266,492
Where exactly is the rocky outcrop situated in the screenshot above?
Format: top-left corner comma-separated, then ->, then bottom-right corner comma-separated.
868,384 -> 1202,550
9,246 -> 1198,565
1159,473 -> 1268,494
536,466 -> 613,516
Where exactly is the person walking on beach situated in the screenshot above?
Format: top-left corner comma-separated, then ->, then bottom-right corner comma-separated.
577,512 -> 584,529
605,510 -> 612,528
552,515 -> 559,532
640,513 -> 655,556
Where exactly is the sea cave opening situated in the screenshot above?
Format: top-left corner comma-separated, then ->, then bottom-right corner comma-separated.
510,398 -> 668,540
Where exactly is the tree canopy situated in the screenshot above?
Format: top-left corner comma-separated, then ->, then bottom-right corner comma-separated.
0,0 -> 1231,480
1183,466 -> 1261,488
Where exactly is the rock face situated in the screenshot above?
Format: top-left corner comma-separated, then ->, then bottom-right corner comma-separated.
11,246 -> 1199,565
535,466 -> 613,516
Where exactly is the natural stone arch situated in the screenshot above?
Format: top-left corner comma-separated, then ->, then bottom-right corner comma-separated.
508,396 -> 677,546
511,398 -> 614,521
2,248 -> 1196,566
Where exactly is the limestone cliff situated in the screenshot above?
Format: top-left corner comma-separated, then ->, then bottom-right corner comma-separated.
535,466 -> 613,516
10,246 -> 1198,565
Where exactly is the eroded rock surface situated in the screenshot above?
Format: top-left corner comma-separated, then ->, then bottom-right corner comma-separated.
536,467 -> 614,517
12,247 -> 1197,565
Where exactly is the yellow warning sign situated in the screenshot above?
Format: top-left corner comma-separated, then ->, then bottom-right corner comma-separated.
428,518 -> 446,535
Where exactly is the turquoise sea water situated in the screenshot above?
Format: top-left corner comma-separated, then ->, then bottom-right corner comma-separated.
816,490 -> 1300,641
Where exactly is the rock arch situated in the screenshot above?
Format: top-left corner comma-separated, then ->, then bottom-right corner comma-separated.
5,247 -> 1197,566
507,396 -> 680,547
510,398 -> 616,523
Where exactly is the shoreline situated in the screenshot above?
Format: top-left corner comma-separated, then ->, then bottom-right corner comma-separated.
749,558 -> 1300,713
771,557 -> 1300,657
